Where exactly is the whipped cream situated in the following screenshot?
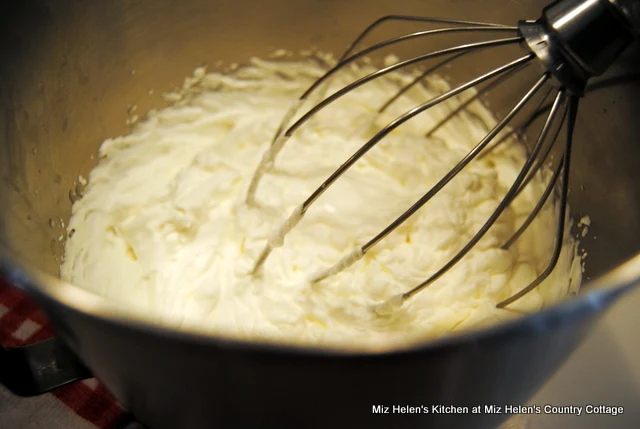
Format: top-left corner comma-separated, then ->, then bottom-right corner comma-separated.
61,57 -> 583,348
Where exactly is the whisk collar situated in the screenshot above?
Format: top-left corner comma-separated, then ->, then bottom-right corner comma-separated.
520,0 -> 638,95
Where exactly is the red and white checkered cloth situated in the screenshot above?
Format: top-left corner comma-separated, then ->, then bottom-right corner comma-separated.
0,278 -> 144,429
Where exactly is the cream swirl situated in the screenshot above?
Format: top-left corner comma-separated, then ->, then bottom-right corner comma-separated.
61,57 -> 583,348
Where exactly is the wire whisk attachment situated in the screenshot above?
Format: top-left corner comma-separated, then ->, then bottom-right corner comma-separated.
245,0 -> 638,313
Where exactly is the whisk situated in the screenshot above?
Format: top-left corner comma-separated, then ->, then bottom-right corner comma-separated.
245,0 -> 639,314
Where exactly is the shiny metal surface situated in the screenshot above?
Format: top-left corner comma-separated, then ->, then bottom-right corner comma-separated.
251,0 -> 637,310
612,0 -> 640,35
0,0 -> 639,428
524,285 -> 640,428
543,0 -> 635,76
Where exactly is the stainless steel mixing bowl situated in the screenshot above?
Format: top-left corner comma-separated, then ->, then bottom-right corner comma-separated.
1,1 -> 639,428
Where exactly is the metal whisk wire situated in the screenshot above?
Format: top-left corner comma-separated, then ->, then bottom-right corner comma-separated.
245,0 -> 637,314
378,89 -> 572,313
497,95 -> 578,308
247,32 -> 527,273
245,21 -> 521,206
249,23 -> 560,305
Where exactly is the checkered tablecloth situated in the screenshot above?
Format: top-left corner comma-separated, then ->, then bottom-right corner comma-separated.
0,278 -> 143,429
